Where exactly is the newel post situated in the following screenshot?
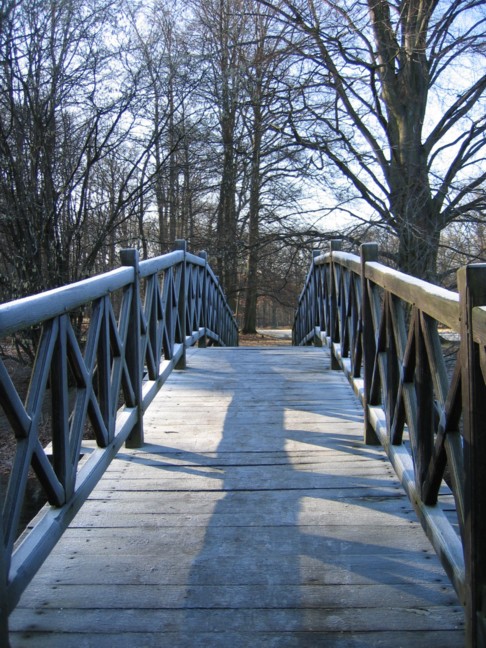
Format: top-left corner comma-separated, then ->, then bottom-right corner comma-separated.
175,240 -> 187,369
198,251 -> 208,348
360,243 -> 380,445
458,264 -> 486,648
120,248 -> 144,448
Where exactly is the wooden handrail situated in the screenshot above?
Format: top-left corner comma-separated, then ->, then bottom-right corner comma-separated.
293,244 -> 486,648
0,242 -> 238,642
0,268 -> 134,336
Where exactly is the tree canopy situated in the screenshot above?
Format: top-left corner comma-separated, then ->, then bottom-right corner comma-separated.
0,0 -> 484,331
257,0 -> 486,281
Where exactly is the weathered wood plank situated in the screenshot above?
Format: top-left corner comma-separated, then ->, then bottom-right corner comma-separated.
17,581 -> 458,610
7,629 -> 466,648
22,550 -> 450,587
11,605 -> 464,634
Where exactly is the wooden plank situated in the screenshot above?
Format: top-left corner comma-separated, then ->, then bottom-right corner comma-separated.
22,549 -> 451,587
11,606 -> 464,634
17,581 -> 458,610
17,524 -> 437,558
9,346 -> 464,647
64,509 -> 422,530
31,489 -> 414,529
7,629 -> 466,648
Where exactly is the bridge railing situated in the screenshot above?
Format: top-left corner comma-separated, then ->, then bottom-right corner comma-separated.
293,240 -> 486,648
0,240 -> 237,639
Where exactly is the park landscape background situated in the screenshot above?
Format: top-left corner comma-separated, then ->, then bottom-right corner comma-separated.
0,0 -> 484,332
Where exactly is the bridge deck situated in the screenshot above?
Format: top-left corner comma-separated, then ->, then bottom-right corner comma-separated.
10,346 -> 464,647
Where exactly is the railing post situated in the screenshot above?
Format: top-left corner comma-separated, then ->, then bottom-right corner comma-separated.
360,243 -> 380,445
329,240 -> 342,368
175,240 -> 187,369
198,251 -> 208,348
312,250 -> 323,347
458,264 -> 486,648
120,249 -> 144,449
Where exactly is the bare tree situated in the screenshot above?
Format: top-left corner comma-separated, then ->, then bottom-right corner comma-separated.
189,0 -> 307,327
241,1 -> 297,332
0,0 -> 149,299
189,0 -> 252,310
257,0 -> 486,281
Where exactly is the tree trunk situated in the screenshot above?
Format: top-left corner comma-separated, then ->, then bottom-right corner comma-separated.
216,77 -> 239,312
242,232 -> 259,333
154,130 -> 168,253
397,220 -> 440,282
242,99 -> 263,334
216,142 -> 238,312
390,159 -> 440,282
369,0 -> 440,281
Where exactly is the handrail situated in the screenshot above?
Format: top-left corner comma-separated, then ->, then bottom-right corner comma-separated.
293,241 -> 486,648
0,240 -> 238,641
0,268 -> 134,335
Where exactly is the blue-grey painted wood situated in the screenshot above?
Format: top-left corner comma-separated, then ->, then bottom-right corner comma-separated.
293,242 -> 486,648
138,250 -> 184,277
0,268 -> 134,336
0,241 -> 238,643
7,406 -> 137,610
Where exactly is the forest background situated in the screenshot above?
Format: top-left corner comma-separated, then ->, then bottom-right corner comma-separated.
0,0 -> 484,334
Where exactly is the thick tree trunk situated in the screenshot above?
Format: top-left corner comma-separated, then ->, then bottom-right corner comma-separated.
390,161 -> 440,282
168,71 -> 178,247
242,100 -> 263,334
242,232 -> 259,333
216,84 -> 239,313
216,142 -> 238,312
154,135 -> 168,253
369,0 -> 441,281
397,219 -> 440,282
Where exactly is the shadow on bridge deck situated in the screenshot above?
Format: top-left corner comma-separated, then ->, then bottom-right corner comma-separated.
9,346 -> 464,647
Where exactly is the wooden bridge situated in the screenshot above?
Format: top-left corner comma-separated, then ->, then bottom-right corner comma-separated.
0,240 -> 485,646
